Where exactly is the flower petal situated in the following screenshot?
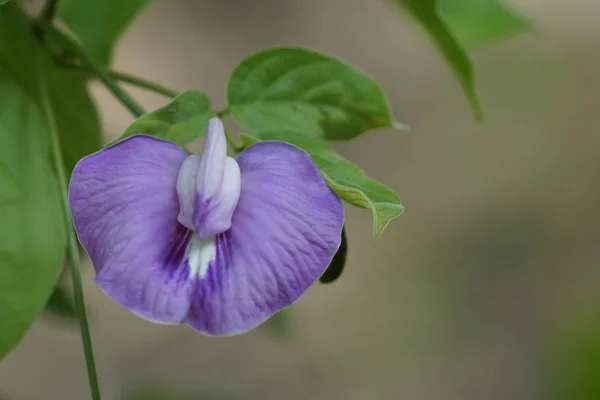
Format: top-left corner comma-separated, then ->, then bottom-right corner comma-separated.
176,154 -> 201,231
197,118 -> 227,200
186,142 -> 344,335
194,156 -> 241,239
176,118 -> 241,239
68,135 -> 194,323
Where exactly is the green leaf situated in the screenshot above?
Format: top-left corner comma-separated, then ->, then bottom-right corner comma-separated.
394,0 -> 482,120
116,90 -> 212,147
0,7 -> 101,177
49,68 -> 102,175
0,3 -> 69,359
240,133 -> 403,238
228,47 -> 400,141
0,77 -> 65,358
45,284 -> 77,321
320,227 -> 348,284
439,0 -> 529,47
59,0 -> 151,65
545,316 -> 600,400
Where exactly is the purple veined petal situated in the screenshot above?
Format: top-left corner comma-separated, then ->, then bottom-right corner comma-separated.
197,118 -> 227,200
68,135 -> 196,324
186,141 -> 345,336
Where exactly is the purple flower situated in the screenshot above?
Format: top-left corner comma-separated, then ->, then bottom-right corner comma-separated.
68,118 -> 344,336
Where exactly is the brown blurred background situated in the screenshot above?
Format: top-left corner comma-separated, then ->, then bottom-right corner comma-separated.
2,0 -> 600,399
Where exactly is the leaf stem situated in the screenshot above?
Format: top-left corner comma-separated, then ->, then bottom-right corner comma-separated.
36,20 -> 146,118
109,70 -> 179,98
55,59 -> 179,98
39,74 -> 102,400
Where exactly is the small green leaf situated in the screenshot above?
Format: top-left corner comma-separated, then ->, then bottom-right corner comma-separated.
229,47 -> 400,141
0,2 -> 67,360
239,133 -> 261,148
115,90 -> 212,147
439,0 -> 529,47
59,0 -> 151,66
45,284 -> 77,321
394,0 -> 482,120
320,227 -> 348,284
241,133 -> 403,238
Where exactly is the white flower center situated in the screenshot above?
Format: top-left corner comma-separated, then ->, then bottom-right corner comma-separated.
186,234 -> 216,279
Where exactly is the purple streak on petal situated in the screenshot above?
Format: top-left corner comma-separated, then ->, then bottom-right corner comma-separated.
186,141 -> 344,336
68,135 -> 196,324
194,156 -> 241,239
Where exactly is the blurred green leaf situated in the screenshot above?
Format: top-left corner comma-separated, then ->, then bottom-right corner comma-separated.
546,316 -> 600,400
0,4 -> 67,359
394,0 -> 482,120
240,133 -> 403,238
439,0 -> 529,47
320,227 -> 348,284
59,0 -> 151,65
45,284 -> 77,321
229,47 -> 401,141
116,90 -> 212,147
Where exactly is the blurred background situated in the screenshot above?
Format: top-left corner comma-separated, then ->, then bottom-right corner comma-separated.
2,0 -> 600,398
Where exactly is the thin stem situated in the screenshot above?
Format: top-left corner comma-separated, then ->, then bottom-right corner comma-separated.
56,59 -> 179,98
36,20 -> 146,118
39,76 -> 101,400
216,108 -> 229,119
40,0 -> 59,21
110,71 -> 179,98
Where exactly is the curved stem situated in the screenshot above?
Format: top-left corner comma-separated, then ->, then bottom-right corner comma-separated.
53,57 -> 179,99
39,76 -> 101,400
109,71 -> 179,98
36,20 -> 146,118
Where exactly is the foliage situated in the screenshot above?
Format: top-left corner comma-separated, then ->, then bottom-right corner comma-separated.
228,47 -> 400,140
393,0 -> 528,119
438,0 -> 529,47
59,0 -> 151,65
